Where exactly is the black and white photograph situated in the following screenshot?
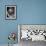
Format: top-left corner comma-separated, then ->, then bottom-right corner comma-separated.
18,25 -> 46,46
5,5 -> 16,20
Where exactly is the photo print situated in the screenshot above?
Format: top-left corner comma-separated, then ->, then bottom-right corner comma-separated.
5,5 -> 16,20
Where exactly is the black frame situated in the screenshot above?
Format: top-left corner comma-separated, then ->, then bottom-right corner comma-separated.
5,5 -> 17,20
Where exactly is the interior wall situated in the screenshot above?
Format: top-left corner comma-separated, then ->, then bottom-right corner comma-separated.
0,0 -> 46,44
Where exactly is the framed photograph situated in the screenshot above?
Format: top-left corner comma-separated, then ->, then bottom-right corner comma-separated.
5,5 -> 16,20
18,24 -> 46,41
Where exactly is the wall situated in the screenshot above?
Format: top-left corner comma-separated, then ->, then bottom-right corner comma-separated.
0,0 -> 46,44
